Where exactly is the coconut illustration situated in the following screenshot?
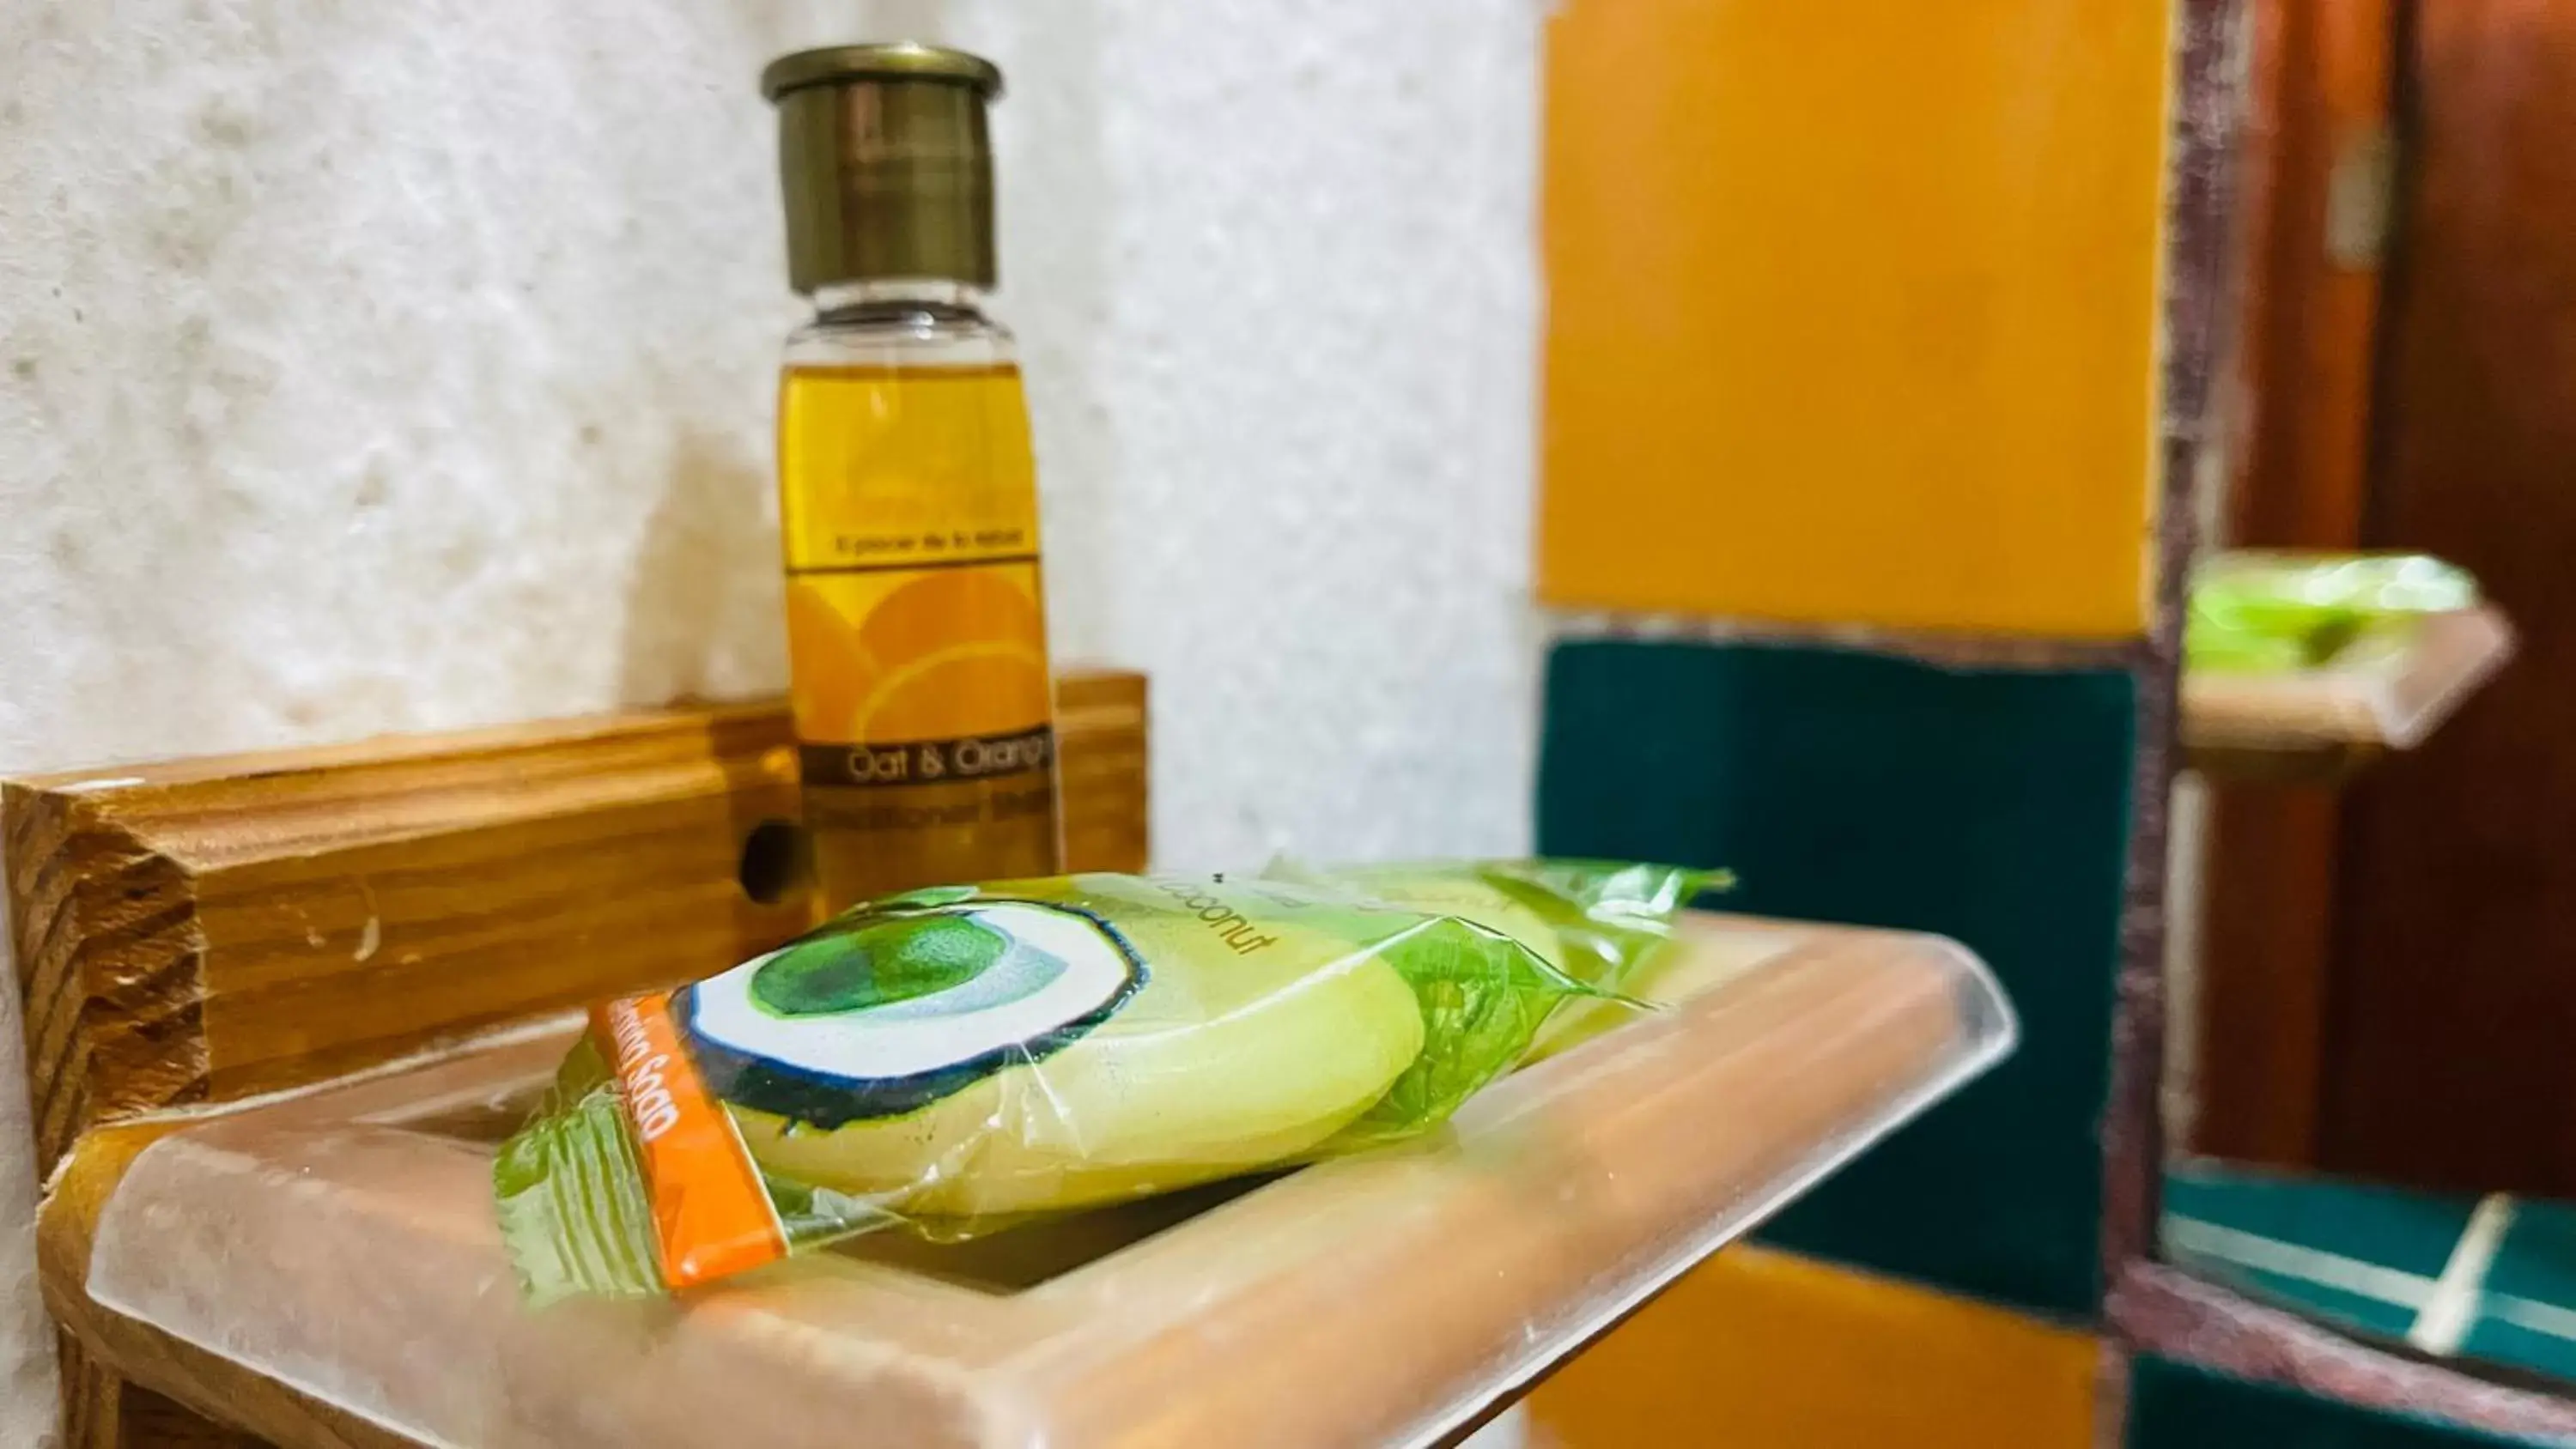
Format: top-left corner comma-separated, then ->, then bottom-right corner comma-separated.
683,894 -> 1425,1218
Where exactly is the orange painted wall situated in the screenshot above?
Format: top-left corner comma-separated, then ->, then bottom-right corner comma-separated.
1529,1246 -> 2100,1448
1538,0 -> 2172,639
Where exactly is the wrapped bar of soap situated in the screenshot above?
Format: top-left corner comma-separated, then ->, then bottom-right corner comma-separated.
495,862 -> 1711,1301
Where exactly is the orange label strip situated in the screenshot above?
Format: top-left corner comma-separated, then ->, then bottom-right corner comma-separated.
592,995 -> 787,1289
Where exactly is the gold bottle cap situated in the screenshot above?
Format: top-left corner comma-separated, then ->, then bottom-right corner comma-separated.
762,43 -> 1004,294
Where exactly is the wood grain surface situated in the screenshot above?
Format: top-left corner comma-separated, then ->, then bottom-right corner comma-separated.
3,671 -> 1146,1174
3,702 -> 805,1175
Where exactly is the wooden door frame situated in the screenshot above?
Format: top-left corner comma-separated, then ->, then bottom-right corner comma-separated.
2189,0 -> 2395,1166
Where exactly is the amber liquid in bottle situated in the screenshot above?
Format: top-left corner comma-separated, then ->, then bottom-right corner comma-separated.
778,289 -> 1060,909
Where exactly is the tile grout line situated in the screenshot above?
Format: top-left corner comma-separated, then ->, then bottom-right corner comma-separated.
2161,1214 -> 2436,1308
2166,1203 -> 2576,1360
2409,1193 -> 2518,1356
2488,1290 -> 2576,1344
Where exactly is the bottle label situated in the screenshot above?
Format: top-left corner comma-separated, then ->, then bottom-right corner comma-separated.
776,363 -> 1060,902
781,559 -> 1053,749
777,365 -> 1040,574
798,725 -> 1054,789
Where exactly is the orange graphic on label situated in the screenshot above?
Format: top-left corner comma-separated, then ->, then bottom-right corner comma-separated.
783,562 -> 1052,745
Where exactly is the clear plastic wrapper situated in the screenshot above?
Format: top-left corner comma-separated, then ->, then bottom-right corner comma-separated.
498,864 -> 1710,1300
2187,550 -> 2478,673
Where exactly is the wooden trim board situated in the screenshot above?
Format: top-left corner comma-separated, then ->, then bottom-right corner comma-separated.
3,670 -> 1147,1178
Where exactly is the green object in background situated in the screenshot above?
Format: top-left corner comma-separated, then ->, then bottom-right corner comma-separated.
2188,552 -> 2478,673
1538,638 -> 2134,1317
2129,1358 -> 2530,1448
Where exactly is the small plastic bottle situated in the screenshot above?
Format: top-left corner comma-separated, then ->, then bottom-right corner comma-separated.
763,45 -> 1060,909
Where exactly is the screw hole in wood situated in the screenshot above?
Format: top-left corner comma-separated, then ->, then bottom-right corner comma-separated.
737,819 -> 812,906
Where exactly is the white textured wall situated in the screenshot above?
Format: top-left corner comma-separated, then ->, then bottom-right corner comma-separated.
0,1 -> 1542,1437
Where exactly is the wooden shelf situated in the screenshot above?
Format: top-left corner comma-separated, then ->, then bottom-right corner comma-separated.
37,915 -> 2007,1449
2183,605 -> 2515,780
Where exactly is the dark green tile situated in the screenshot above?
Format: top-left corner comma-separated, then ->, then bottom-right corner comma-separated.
2154,1173 -> 2576,1387
1535,638 -> 2136,1316
2157,1163 -> 2467,1349
2484,1201 -> 2576,1325
2466,1200 -> 2576,1382
2165,1161 -> 2473,1279
2129,1357 -> 2534,1448
2459,1309 -> 2576,1385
